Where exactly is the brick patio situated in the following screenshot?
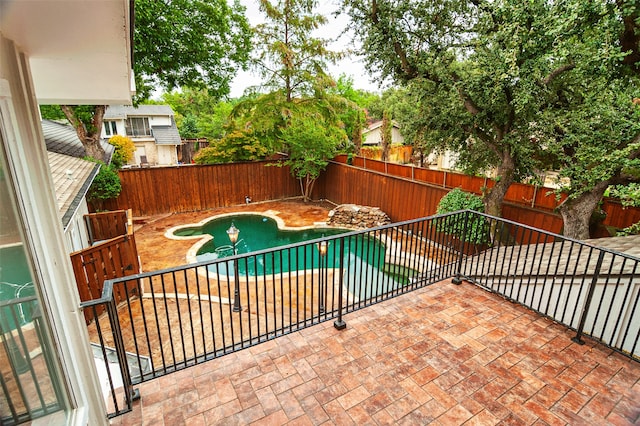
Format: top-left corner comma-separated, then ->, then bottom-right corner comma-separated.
110,279 -> 640,425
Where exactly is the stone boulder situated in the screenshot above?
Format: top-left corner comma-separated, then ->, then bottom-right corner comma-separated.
327,204 -> 391,230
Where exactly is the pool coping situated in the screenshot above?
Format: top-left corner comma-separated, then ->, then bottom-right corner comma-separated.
164,210 -> 336,266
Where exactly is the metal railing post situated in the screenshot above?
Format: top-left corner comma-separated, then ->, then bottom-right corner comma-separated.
334,237 -> 347,330
452,211 -> 470,285
572,251 -> 606,345
104,281 -> 140,407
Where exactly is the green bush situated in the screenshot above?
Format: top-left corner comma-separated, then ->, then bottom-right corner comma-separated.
87,160 -> 122,204
435,188 -> 488,243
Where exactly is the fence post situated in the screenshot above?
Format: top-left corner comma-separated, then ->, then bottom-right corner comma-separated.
572,250 -> 606,345
334,237 -> 347,330
452,211 -> 470,285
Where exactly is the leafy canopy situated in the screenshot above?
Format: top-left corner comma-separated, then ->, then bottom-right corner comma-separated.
134,0 -> 252,101
252,0 -> 342,101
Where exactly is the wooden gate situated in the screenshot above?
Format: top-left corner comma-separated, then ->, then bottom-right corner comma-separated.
71,221 -> 139,323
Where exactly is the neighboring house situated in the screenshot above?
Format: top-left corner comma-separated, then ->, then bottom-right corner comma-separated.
102,105 -> 182,166
1,2 -> 133,425
42,120 -> 114,253
362,119 -> 405,146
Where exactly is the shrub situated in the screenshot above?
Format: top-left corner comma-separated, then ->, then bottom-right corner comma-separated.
108,135 -> 135,169
86,160 -> 122,209
435,188 -> 488,243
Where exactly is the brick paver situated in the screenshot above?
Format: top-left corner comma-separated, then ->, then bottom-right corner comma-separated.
111,280 -> 640,425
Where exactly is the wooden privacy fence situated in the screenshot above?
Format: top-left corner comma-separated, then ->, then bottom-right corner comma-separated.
320,162 -> 565,238
102,161 -> 301,216
71,229 -> 140,324
334,155 -> 640,232
84,209 -> 131,245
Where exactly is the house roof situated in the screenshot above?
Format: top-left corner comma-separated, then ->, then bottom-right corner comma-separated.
104,105 -> 175,119
41,120 -> 114,161
41,120 -> 110,230
363,119 -> 401,134
47,152 -> 100,231
151,125 -> 182,146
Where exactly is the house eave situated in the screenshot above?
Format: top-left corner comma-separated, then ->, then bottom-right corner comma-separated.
0,0 -> 134,104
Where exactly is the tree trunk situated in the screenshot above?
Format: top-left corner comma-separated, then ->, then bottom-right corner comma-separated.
300,174 -> 316,202
60,105 -> 107,162
84,136 -> 106,161
483,155 -> 515,217
558,181 -> 609,240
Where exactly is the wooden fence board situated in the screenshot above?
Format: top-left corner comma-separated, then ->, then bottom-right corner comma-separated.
331,156 -> 640,231
102,161 -> 301,216
71,233 -> 140,323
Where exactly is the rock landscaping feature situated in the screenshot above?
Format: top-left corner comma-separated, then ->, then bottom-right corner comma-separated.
327,204 -> 392,229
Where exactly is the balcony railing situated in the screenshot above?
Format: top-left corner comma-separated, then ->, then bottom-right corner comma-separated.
81,210 -> 640,418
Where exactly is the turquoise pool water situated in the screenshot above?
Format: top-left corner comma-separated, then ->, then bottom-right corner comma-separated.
0,245 -> 36,329
172,214 -> 417,294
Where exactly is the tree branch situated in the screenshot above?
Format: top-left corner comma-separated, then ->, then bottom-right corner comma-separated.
542,63 -> 576,85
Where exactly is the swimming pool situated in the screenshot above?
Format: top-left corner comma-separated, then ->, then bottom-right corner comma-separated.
0,244 -> 36,329
168,213 -> 416,290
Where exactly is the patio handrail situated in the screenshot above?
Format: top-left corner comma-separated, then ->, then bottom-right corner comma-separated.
82,210 -> 639,418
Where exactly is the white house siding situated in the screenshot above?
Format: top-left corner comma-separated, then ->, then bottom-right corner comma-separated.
157,144 -> 178,165
64,200 -> 91,253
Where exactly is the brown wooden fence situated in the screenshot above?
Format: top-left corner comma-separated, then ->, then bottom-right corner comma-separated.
102,161 -> 301,216
71,230 -> 140,323
319,162 -> 564,241
336,155 -> 639,232
83,209 -> 131,245
97,159 -> 638,238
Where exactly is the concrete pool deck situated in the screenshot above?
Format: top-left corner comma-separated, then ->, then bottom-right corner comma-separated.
133,200 -> 336,273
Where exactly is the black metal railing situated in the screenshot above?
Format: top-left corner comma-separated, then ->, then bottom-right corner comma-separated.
1,296 -> 66,425
456,211 -> 640,361
83,212 -> 465,417
83,210 -> 640,418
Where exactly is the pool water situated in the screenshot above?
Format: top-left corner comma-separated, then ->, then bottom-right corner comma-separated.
172,214 -> 417,290
0,245 -> 36,329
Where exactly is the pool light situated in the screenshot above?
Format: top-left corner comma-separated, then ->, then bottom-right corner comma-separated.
316,239 -> 328,313
227,223 -> 241,312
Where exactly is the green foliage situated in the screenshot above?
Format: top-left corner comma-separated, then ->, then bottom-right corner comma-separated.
193,131 -> 269,164
134,0 -> 252,101
617,222 -> 640,236
252,0 -> 343,101
180,114 -> 200,139
610,183 -> 640,208
161,88 -> 237,140
330,75 -> 377,146
343,0 -> 640,230
86,160 -> 121,202
39,105 -> 66,121
436,189 -> 488,244
108,135 -> 135,169
282,113 -> 347,200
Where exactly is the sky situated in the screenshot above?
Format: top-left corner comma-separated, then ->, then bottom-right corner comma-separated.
229,0 -> 384,97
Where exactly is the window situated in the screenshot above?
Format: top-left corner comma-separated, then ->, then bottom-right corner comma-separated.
104,120 -> 117,136
125,117 -> 151,136
0,132 -> 69,424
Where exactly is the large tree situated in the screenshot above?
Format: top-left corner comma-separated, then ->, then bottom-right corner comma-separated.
252,0 -> 342,102
54,0 -> 252,161
343,0 -> 640,225
209,0 -> 352,200
542,81 -> 640,239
